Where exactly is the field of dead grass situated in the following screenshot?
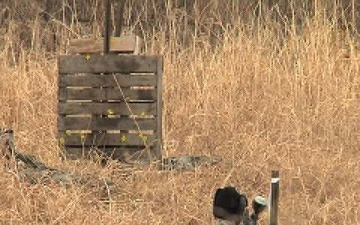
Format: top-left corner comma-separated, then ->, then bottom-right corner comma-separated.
0,2 -> 359,225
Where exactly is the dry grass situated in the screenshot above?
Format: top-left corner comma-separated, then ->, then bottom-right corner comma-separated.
0,2 -> 359,225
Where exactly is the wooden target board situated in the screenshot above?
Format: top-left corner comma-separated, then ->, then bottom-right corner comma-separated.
57,54 -> 163,162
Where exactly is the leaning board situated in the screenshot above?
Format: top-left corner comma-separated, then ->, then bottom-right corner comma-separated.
58,54 -> 163,161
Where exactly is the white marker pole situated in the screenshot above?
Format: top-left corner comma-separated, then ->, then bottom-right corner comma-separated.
269,170 -> 280,225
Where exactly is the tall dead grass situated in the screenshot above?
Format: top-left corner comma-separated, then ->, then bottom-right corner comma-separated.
0,2 -> 359,225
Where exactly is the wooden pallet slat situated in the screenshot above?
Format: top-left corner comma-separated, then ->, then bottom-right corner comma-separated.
155,57 -> 163,158
63,146 -> 154,161
59,74 -> 156,87
59,102 -> 156,115
59,88 -> 156,101
60,133 -> 156,146
68,35 -> 144,54
58,55 -> 158,74
58,117 -> 156,131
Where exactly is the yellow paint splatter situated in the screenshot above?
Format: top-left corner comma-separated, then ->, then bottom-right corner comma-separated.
121,135 -> 127,143
139,134 -> 148,143
85,54 -> 91,60
80,133 -> 86,142
107,108 -> 114,115
59,138 -> 65,145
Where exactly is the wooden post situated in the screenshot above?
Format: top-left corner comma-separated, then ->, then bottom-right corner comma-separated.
114,0 -> 125,37
104,0 -> 111,54
351,0 -> 355,31
270,170 -> 280,225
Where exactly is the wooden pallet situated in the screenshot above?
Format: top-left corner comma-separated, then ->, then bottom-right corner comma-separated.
58,54 -> 162,162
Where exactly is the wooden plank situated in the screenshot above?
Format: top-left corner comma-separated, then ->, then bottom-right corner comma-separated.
59,74 -> 156,87
68,35 -> 144,54
61,146 -> 154,161
59,133 -> 156,146
58,117 -> 156,130
58,55 -> 158,74
59,88 -> 156,101
155,56 -> 163,159
59,102 -> 156,115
